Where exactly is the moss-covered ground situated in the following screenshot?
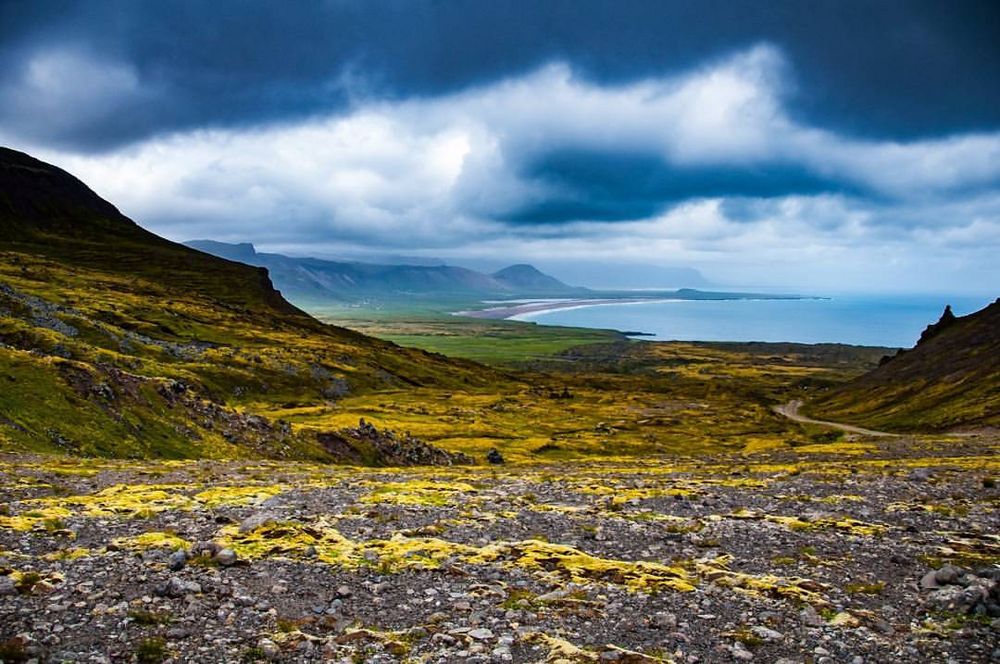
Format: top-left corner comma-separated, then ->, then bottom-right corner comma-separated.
1,432 -> 997,661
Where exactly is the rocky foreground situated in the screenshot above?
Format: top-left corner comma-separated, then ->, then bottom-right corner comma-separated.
1,435 -> 998,663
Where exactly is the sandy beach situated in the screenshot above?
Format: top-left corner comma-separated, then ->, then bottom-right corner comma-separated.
454,297 -> 657,320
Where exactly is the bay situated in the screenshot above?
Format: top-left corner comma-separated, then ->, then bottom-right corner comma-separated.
513,294 -> 996,348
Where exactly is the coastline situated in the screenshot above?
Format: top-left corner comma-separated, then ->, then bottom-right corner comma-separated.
452,293 -> 832,324
453,297 -> 667,320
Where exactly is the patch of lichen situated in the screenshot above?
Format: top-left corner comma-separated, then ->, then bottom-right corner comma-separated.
42,484 -> 197,518
473,539 -> 697,593
523,632 -> 673,663
193,485 -> 286,508
358,480 -> 478,506
43,546 -> 92,561
113,531 -> 191,552
0,504 -> 73,531
218,520 -> 354,564
1,568 -> 65,593
730,509 -> 888,536
694,555 -> 829,605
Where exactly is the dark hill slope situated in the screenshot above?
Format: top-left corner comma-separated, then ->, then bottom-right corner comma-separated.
492,264 -> 582,293
807,300 -> 1000,431
0,148 -> 303,316
0,147 -> 499,459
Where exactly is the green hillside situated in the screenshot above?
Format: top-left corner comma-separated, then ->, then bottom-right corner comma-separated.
0,147 -> 499,459
806,300 -> 1000,431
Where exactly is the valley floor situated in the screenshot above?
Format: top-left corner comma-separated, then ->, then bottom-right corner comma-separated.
1,434 -> 998,663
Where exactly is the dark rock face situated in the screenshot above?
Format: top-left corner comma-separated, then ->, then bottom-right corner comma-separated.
917,304 -> 958,345
321,419 -> 474,466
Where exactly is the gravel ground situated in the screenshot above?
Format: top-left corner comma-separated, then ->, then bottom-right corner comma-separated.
1,435 -> 998,663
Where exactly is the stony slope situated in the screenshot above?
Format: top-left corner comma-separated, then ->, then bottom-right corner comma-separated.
807,300 -> 1000,431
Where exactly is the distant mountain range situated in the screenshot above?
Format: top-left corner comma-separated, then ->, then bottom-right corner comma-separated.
184,240 -> 589,302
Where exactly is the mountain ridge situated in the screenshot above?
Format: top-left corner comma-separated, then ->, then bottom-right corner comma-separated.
184,240 -> 587,302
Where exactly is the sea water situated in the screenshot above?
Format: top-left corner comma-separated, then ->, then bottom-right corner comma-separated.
513,294 -> 996,348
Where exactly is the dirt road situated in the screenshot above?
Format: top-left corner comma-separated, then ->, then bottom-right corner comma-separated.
774,399 -> 899,437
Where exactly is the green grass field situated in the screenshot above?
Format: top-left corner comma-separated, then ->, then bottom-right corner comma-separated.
311,308 -> 623,364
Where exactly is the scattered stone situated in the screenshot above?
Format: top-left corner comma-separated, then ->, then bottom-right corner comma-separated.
214,548 -> 238,566
239,512 -> 280,534
800,605 -> 825,627
750,626 -> 784,641
652,611 -> 678,629
257,638 -> 280,660
190,540 -> 222,558
920,570 -> 941,589
934,564 -> 962,585
168,549 -> 188,571
160,577 -> 201,598
486,448 -> 505,464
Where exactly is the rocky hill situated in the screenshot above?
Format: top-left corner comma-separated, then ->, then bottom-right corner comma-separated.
807,299 -> 1000,431
491,264 -> 577,293
0,147 -> 498,460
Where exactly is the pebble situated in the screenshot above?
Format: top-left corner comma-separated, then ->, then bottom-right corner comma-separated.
257,638 -> 280,660
214,548 -> 238,566
168,549 -> 188,571
750,626 -> 784,641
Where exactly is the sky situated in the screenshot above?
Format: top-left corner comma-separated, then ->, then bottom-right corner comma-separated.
1,1 -> 998,294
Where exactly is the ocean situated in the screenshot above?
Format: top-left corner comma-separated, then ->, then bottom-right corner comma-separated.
512,294 -> 996,348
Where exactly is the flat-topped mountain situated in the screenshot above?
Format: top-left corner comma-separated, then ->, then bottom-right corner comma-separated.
807,299 -> 1000,431
184,240 -> 586,302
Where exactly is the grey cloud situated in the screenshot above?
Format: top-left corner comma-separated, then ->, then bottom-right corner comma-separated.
1,1 -> 998,151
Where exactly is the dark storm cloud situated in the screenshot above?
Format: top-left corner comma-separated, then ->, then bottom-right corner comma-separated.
0,0 -> 998,151
508,150 -> 860,224
2,2 -> 997,293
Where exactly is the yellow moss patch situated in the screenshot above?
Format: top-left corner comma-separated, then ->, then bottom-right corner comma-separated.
114,531 -> 191,551
49,484 -> 197,518
792,441 -> 879,455
359,534 -> 481,569
524,633 -> 600,662
3,568 -> 65,593
578,484 -> 697,502
471,540 -> 697,593
730,509 -> 887,536
43,547 -> 91,561
0,505 -> 73,531
523,633 -> 672,663
359,480 -> 477,506
527,503 -> 589,514
695,555 -> 829,605
193,485 -> 286,508
218,520 -> 353,564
